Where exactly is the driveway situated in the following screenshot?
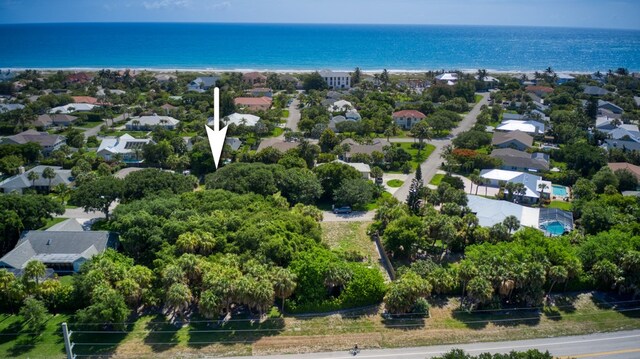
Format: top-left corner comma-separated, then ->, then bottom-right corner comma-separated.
322,211 -> 375,222
283,96 -> 301,133
393,93 -> 491,201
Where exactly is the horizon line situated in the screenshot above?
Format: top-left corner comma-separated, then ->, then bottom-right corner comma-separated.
1,21 -> 639,32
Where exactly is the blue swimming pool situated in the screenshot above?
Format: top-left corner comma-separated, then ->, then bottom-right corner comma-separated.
552,185 -> 568,197
541,221 -> 566,236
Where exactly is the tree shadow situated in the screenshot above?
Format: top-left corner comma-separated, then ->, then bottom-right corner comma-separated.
143,314 -> 181,352
591,292 -> 640,319
71,321 -> 131,357
187,310 -> 285,349
0,320 -> 23,346
381,315 -> 426,330
451,307 -> 541,330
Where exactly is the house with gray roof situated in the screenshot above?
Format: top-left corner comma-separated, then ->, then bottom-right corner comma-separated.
0,103 -> 25,113
0,129 -> 65,155
0,230 -> 118,273
32,114 -> 78,129
46,218 -> 87,232
491,131 -> 534,151
583,86 -> 610,96
341,138 -> 391,160
490,148 -> 550,172
598,100 -> 624,114
187,76 -> 219,93
225,137 -> 242,151
0,166 -> 73,194
603,139 -> 640,152
331,160 -> 371,179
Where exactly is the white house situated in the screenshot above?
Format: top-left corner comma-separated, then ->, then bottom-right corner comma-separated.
480,169 -> 552,204
49,103 -> 97,114
125,115 -> 179,130
213,113 -> 261,127
330,160 -> 371,179
496,119 -> 545,135
327,100 -> 354,112
435,73 -> 458,85
97,134 -> 153,162
319,70 -> 351,89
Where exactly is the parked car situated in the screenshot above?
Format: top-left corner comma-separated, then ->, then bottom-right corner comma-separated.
333,206 -> 352,214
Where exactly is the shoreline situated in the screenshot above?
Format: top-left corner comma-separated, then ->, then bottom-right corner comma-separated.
1,67 -> 599,75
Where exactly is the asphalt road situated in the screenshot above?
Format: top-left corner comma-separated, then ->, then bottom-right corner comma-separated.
224,329 -> 640,359
283,97 -> 301,132
392,92 -> 491,202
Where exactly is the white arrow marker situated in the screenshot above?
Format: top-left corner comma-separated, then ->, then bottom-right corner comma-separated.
205,87 -> 228,169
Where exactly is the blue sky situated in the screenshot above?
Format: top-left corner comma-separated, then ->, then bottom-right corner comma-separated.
1,0 -> 639,30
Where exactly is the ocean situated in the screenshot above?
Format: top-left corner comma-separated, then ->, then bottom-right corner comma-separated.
1,23 -> 639,72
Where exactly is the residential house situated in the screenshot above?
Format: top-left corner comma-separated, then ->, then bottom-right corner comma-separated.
595,117 -> 640,142
492,131 -> 534,151
256,138 -> 300,152
154,74 -> 176,83
602,139 -> 640,153
0,230 -> 118,273
247,88 -> 273,98
49,103 -> 97,114
225,137 -> 243,152
583,86 -> 610,96
212,113 -> 260,127
327,100 -> 354,112
0,166 -> 72,194
496,119 -> 545,136
125,115 -> 179,130
331,160 -> 370,179
598,100 -> 624,114
467,195 -> 540,228
97,134 -> 153,162
345,109 -> 361,121
160,103 -> 178,114
96,88 -> 126,96
608,162 -> 640,184
46,218 -> 87,232
0,104 -> 25,113
242,72 -> 267,86
341,138 -> 391,161
329,115 -> 354,132
234,97 -> 272,112
556,73 -> 575,85
0,130 -> 65,155
319,70 -> 351,89
480,169 -> 552,204
71,96 -> 102,105
525,86 -> 554,97
187,76 -> 219,93
32,114 -> 78,129
435,73 -> 458,85
65,72 -> 92,85
490,148 -> 550,172
392,110 -> 427,130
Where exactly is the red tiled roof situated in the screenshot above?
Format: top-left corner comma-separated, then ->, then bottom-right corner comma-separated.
392,110 -> 426,118
242,72 -> 267,80
72,96 -> 99,105
525,86 -> 554,94
234,96 -> 272,106
608,162 -> 640,179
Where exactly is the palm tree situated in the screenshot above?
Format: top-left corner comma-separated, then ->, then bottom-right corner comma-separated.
477,69 -> 487,82
537,182 -> 549,204
23,260 -> 46,288
27,171 -> 39,189
384,127 -> 394,142
165,282 -> 192,320
547,265 -> 568,298
41,167 -> 56,193
272,267 -> 297,313
410,121 -> 432,157
503,215 -> 521,233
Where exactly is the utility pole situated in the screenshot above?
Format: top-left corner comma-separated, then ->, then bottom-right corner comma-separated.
61,322 -> 76,359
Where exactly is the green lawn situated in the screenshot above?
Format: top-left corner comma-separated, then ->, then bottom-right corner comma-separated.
549,200 -> 572,211
397,142 -> 436,170
270,127 -> 284,137
429,173 -> 445,185
281,110 -> 290,118
38,217 -> 67,230
2,292 -> 639,358
474,94 -> 483,103
386,179 -> 404,188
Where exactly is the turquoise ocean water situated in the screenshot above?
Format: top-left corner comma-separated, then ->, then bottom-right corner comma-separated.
1,23 -> 639,71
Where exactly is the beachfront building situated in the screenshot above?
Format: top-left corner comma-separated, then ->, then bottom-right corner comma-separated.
0,129 -> 66,156
319,70 -> 351,89
234,96 -> 272,112
435,73 -> 458,85
556,73 -> 575,85
242,72 -> 267,86
480,169 -> 552,204
392,110 -> 426,130
125,115 -> 179,131
0,166 -> 73,194
97,134 -> 153,163
0,230 -> 118,273
187,76 -> 219,93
